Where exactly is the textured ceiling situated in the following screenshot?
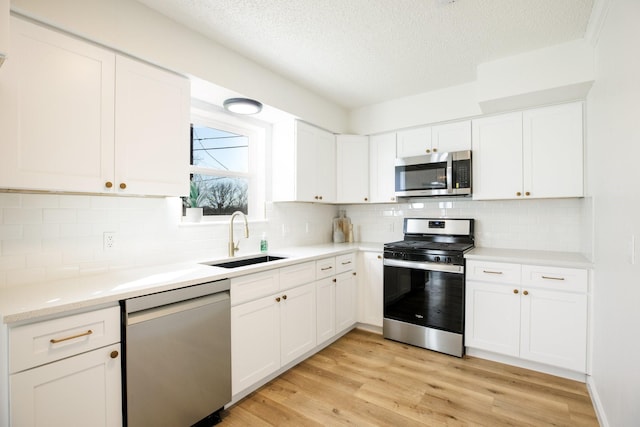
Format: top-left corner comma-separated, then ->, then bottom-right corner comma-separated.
136,0 -> 595,110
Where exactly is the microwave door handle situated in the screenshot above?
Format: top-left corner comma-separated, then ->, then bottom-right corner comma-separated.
446,156 -> 453,193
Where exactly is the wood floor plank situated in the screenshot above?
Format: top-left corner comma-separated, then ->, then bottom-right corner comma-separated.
221,329 -> 599,426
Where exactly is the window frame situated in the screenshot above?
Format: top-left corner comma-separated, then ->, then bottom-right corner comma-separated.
188,107 -> 266,221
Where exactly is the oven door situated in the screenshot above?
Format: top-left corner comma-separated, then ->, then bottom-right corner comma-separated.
383,258 -> 464,334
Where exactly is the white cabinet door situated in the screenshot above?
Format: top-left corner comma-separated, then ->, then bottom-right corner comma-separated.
280,283 -> 316,365
10,343 -> 122,427
369,133 -> 397,203
472,112 -> 523,200
465,281 -> 520,357
358,252 -> 384,327
272,120 -> 335,203
114,56 -> 189,197
231,295 -> 280,395
520,288 -> 587,371
315,125 -> 336,203
0,17 -> 115,193
523,102 -> 583,199
336,271 -> 357,333
432,120 -> 471,153
316,277 -> 336,345
336,135 -> 369,203
396,126 -> 431,157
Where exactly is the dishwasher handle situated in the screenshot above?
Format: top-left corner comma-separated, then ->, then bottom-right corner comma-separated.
126,291 -> 229,326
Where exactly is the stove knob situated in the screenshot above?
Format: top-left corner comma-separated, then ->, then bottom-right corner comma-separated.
446,257 -> 452,263
434,256 -> 441,263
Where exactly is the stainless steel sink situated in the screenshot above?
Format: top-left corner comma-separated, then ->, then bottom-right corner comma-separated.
202,255 -> 287,269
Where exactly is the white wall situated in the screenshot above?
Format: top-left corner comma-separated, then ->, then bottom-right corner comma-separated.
586,0 -> 640,425
9,0 -> 348,133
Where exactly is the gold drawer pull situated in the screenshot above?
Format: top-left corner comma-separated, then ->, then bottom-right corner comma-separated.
542,275 -> 565,281
321,266 -> 333,271
50,329 -> 93,344
341,261 -> 352,265
483,270 -> 503,275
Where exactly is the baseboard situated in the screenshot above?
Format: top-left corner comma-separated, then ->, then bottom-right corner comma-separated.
465,348 -> 587,382
586,376 -> 609,427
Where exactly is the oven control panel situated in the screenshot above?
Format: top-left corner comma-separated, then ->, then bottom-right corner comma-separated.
383,250 -> 464,266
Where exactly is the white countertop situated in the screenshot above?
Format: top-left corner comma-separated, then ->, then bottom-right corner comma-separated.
465,247 -> 592,269
0,243 -> 382,325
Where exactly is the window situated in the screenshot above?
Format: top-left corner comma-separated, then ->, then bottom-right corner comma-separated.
187,109 -> 266,219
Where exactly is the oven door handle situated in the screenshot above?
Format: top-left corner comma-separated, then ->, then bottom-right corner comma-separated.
383,258 -> 464,274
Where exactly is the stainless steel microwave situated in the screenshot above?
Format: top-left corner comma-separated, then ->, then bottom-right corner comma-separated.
395,150 -> 472,198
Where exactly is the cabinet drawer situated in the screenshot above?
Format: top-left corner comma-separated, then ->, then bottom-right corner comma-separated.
521,265 -> 588,293
466,260 -> 521,284
335,253 -> 356,274
231,269 -> 280,306
9,306 -> 120,374
280,261 -> 316,291
316,257 -> 336,279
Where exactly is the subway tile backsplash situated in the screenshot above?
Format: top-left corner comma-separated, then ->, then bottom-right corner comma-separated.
0,193 -> 587,288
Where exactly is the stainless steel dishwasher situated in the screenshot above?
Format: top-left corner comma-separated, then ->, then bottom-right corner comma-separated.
122,279 -> 231,427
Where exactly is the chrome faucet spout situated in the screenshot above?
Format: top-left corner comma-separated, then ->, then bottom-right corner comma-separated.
229,211 -> 249,257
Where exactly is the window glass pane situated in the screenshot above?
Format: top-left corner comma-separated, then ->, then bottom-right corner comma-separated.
191,125 -> 248,172
192,174 -> 248,215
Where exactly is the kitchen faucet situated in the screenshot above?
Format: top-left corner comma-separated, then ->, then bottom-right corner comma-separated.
229,211 -> 249,257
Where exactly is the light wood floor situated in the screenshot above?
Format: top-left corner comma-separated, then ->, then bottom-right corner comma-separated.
221,329 -> 599,426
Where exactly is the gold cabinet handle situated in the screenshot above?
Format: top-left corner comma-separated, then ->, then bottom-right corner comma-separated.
333,278 -> 337,283
282,294 -> 287,300
105,181 -> 113,189
110,350 -> 119,359
321,266 -> 333,271
525,191 -> 531,196
523,290 -> 529,296
318,196 -> 323,200
433,148 -> 438,152
377,255 -> 382,259
352,272 -> 356,276
119,183 -> 127,190
275,297 -> 281,302
513,289 -> 519,294
542,275 -> 565,281
50,329 -> 93,344
341,261 -> 352,265
516,192 -> 522,196
483,270 -> 503,275
364,197 -> 368,201
426,149 -> 431,153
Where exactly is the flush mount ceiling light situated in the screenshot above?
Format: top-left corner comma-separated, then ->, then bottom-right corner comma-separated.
223,97 -> 263,115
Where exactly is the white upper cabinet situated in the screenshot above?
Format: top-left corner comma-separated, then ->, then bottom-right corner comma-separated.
396,121 -> 471,158
272,120 -> 336,203
396,126 -> 432,157
472,102 -> 583,200
0,17 -> 116,193
369,132 -> 397,203
336,135 -> 369,203
114,55 -> 189,196
522,102 -> 584,199
0,17 -> 190,196
431,120 -> 472,153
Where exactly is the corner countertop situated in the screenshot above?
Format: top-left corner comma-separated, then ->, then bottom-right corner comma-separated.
0,243 -> 382,325
465,247 -> 592,269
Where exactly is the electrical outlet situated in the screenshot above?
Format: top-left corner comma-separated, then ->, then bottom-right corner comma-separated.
103,232 -> 116,251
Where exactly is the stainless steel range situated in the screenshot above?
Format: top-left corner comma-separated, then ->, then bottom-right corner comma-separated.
383,218 -> 474,357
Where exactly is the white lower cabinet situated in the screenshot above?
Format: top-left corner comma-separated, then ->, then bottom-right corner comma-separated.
465,261 -> 588,373
357,251 -> 384,328
10,343 -> 122,427
9,306 -> 122,426
316,276 -> 337,345
231,265 -> 317,396
335,271 -> 357,333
